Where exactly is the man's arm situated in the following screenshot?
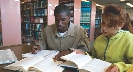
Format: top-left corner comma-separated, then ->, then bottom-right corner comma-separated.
76,28 -> 91,52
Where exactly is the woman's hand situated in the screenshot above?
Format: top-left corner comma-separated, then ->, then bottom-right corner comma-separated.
106,65 -> 119,72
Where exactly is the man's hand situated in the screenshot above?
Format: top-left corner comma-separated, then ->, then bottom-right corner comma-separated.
106,65 -> 119,72
53,50 -> 71,62
31,45 -> 41,54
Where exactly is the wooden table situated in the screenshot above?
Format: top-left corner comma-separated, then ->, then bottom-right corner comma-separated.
0,44 -> 77,72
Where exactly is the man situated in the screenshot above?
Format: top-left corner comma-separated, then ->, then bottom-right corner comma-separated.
32,4 -> 90,61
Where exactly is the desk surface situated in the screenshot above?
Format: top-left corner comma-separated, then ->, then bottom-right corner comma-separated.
0,44 -> 75,72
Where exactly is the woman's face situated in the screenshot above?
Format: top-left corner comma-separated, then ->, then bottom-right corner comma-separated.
101,15 -> 123,38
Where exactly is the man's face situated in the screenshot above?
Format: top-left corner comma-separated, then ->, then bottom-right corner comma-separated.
54,13 -> 70,33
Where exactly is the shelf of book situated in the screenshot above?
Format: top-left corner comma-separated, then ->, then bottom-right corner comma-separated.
94,7 -> 102,39
21,0 -> 47,44
59,0 -> 81,24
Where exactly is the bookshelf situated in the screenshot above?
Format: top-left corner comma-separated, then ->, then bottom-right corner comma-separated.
80,1 -> 96,43
21,0 -> 58,44
94,7 -> 102,39
59,0 -> 81,25
80,1 -> 91,39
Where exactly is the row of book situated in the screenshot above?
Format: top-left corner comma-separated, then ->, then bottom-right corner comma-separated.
80,23 -> 90,29
23,30 -> 41,39
21,9 -> 47,17
81,1 -> 91,7
24,23 -> 43,31
22,0 -> 47,10
80,17 -> 90,23
22,17 -> 46,23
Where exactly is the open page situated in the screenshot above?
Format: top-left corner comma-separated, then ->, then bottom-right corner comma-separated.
22,50 -> 58,58
0,49 -> 17,64
4,56 -> 44,72
28,57 -> 64,72
61,52 -> 92,69
59,61 -> 77,68
81,58 -> 111,72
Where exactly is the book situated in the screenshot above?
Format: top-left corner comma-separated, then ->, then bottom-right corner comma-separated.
22,50 -> 58,58
4,50 -> 64,72
60,52 -> 112,72
0,49 -> 17,64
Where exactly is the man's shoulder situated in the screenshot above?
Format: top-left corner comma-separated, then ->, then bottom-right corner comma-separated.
71,23 -> 83,30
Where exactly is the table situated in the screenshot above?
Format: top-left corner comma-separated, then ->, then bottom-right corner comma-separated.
0,44 -> 77,72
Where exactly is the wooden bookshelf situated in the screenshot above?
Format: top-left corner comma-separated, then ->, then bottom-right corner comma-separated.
94,7 -> 102,39
59,0 -> 81,25
80,1 -> 96,43
21,0 -> 58,44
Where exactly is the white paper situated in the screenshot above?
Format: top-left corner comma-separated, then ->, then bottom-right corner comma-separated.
0,49 -> 17,64
4,56 -> 44,71
61,52 -> 111,72
22,50 -> 58,58
30,57 -> 63,72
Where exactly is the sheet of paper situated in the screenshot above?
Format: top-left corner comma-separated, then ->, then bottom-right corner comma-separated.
61,52 -> 92,69
59,61 -> 77,68
29,57 -> 63,72
4,56 -> 44,71
22,50 -> 58,58
81,58 -> 111,72
0,49 -> 17,64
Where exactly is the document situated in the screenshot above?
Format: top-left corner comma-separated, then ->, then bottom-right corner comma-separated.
4,50 -> 64,72
60,52 -> 112,72
22,50 -> 57,58
0,49 -> 17,64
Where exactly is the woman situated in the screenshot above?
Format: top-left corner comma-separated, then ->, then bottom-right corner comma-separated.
76,4 -> 133,72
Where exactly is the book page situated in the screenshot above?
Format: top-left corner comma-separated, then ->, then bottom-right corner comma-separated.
81,58 -> 111,72
61,52 -> 92,69
4,56 -> 44,72
28,57 -> 64,72
59,61 -> 77,68
22,50 -> 58,58
0,49 -> 17,64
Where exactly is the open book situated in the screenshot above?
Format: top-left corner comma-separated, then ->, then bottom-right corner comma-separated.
60,52 -> 112,72
4,50 -> 64,72
0,49 -> 17,64
22,50 -> 58,58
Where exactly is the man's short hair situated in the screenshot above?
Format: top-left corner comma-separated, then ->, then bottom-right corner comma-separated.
54,4 -> 70,16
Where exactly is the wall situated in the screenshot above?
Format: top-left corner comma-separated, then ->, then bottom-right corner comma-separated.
126,9 -> 133,20
0,0 -> 21,46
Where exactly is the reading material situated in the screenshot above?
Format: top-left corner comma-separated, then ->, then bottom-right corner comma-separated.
0,49 -> 17,64
61,52 -> 112,72
4,50 -> 64,72
22,50 -> 57,58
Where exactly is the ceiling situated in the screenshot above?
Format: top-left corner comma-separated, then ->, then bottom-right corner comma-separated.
89,0 -> 133,9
